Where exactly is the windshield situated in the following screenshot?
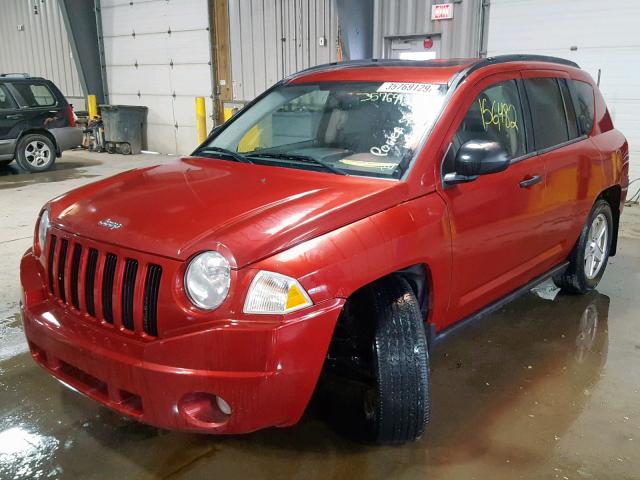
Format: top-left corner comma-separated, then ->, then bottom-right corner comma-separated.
196,81 -> 448,179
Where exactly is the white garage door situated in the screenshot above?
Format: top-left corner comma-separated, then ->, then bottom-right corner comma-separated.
487,0 -> 640,181
101,0 -> 213,154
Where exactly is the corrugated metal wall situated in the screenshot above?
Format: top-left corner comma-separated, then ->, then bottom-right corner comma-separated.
228,0 -> 338,102
0,0 -> 84,104
373,0 -> 482,59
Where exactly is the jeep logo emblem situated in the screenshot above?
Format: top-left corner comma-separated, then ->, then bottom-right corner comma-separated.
97,218 -> 123,230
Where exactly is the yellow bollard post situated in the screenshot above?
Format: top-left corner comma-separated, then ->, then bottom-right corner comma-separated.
195,97 -> 207,144
87,95 -> 98,119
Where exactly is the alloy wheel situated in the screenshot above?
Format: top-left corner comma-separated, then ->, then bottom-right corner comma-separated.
24,140 -> 52,168
584,213 -> 608,280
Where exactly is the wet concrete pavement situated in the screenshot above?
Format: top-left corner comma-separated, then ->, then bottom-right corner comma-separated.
1,152 -> 639,479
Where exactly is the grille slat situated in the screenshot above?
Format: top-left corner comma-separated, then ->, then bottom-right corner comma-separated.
47,233 -> 161,338
102,254 -> 118,324
143,265 -> 162,337
57,239 -> 69,303
70,244 -> 82,309
47,235 -> 57,293
121,259 -> 138,330
84,249 -> 99,317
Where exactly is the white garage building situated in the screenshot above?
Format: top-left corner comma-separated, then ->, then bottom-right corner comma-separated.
486,0 -> 640,179
0,0 -> 638,180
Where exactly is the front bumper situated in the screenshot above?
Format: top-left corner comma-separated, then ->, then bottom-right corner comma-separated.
20,250 -> 344,433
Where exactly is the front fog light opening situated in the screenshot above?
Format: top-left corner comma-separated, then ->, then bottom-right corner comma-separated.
178,392 -> 231,427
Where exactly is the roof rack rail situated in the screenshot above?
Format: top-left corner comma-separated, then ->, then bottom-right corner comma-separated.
463,54 -> 578,77
287,58 -> 478,80
448,54 -> 579,90
0,73 -> 31,78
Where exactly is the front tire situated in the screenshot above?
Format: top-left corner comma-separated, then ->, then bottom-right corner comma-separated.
367,277 -> 430,444
554,199 -> 613,294
325,276 -> 430,444
15,134 -> 56,172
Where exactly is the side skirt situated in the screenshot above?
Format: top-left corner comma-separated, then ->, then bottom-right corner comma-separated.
429,261 -> 569,349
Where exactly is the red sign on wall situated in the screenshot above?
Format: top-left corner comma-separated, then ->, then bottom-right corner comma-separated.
431,3 -> 454,20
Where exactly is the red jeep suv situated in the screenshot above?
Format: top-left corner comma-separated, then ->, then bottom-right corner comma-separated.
20,55 -> 629,444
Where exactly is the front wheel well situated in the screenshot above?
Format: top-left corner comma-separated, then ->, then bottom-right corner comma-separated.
597,185 -> 621,256
331,264 -> 433,349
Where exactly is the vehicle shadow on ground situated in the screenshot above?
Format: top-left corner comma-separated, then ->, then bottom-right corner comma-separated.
0,156 -> 101,188
42,289 -> 608,479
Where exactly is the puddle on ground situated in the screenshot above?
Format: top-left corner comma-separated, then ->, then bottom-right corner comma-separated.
1,243 -> 639,479
0,160 -> 101,189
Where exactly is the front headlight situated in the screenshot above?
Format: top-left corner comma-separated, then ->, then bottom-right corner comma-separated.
243,271 -> 312,314
37,209 -> 50,253
185,251 -> 231,310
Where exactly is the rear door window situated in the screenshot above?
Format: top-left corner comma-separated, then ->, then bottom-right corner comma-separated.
0,85 -> 17,109
12,83 -> 57,107
524,78 -> 569,150
453,79 -> 526,160
569,80 -> 595,136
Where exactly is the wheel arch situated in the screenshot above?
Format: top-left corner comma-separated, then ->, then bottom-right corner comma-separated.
334,263 -> 435,346
597,185 -> 621,256
15,129 -> 60,156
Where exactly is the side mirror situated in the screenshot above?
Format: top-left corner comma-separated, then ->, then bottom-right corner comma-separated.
444,140 -> 510,185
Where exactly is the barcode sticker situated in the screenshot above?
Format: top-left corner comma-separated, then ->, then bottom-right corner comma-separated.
376,82 -> 439,94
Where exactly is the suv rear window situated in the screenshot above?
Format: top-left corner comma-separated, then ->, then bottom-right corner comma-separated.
13,83 -> 57,107
569,80 -> 595,136
524,78 -> 569,150
0,85 -> 16,109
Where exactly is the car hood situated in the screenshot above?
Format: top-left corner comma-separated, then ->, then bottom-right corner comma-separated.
50,157 -> 410,267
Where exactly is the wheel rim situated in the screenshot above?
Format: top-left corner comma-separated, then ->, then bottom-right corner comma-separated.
584,213 -> 608,280
25,140 -> 51,168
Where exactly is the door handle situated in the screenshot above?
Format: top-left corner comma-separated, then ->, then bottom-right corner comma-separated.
6,114 -> 23,119
519,175 -> 542,188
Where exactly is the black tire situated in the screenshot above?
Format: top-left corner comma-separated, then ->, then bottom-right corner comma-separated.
554,199 -> 613,294
15,134 -> 56,172
320,277 -> 430,444
366,276 -> 430,444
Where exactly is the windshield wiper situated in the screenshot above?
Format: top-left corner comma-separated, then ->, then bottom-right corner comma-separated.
193,146 -> 253,164
245,152 -> 346,175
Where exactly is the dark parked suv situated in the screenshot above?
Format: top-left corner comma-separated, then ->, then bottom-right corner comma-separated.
0,73 -> 81,172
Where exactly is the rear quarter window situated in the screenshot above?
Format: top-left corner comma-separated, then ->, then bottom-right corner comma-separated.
0,85 -> 17,109
13,83 -> 57,107
569,80 -> 595,135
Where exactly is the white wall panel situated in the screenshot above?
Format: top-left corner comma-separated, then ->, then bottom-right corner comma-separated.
487,0 -> 640,180
101,0 -> 213,154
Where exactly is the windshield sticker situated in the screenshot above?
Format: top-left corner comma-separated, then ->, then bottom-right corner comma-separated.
339,159 -> 398,170
358,92 -> 408,105
377,82 -> 439,94
370,127 -> 405,157
478,98 -> 519,131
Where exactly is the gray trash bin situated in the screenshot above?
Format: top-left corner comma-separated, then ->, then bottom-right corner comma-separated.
100,105 -> 148,155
